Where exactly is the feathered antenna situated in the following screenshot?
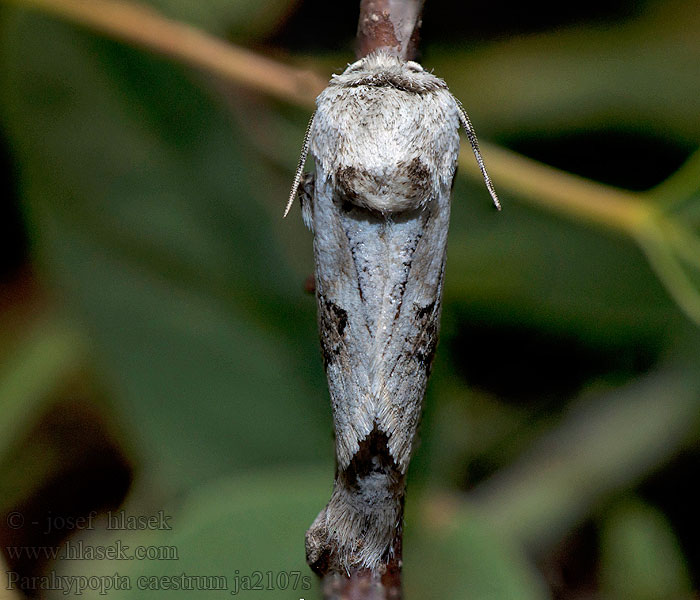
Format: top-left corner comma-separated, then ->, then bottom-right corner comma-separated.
455,99 -> 501,210
284,112 -> 316,218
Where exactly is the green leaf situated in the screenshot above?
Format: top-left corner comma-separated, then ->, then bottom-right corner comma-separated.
599,498 -> 693,600
432,3 -> 700,143
405,509 -> 549,600
48,468 -> 328,599
468,365 -> 700,551
445,178 -> 679,344
0,12 -> 331,490
124,468 -> 326,599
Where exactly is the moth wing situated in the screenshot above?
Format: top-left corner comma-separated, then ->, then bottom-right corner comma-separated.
312,161 -> 452,472
312,166 -> 376,469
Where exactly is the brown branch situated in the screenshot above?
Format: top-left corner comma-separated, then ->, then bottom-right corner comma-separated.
357,0 -> 425,60
321,565 -> 402,600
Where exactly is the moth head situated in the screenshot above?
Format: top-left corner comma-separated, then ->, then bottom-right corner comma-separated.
331,50 -> 447,93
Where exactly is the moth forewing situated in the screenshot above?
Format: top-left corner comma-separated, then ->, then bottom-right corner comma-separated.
289,50 -> 499,574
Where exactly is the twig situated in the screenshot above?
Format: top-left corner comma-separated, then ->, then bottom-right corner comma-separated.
356,0 -> 425,60
4,0 -> 325,108
320,566 -> 402,600
464,143 -> 651,235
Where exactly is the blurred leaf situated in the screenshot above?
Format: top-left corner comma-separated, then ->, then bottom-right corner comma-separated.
49,467 -> 328,599
138,0 -> 298,40
405,508 -> 550,600
445,179 -> 680,344
651,147 -> 700,210
0,12 -> 331,490
599,498 -> 693,600
468,364 -> 700,551
635,148 -> 700,326
123,468 -> 325,599
0,319 -> 84,461
432,0 -> 700,331
434,1 -> 700,144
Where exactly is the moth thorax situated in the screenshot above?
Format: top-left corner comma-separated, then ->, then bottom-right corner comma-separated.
335,157 -> 433,213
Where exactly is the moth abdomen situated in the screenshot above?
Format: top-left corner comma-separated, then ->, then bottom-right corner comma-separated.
305,428 -> 404,573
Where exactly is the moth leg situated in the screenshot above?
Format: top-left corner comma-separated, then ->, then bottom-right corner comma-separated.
299,172 -> 315,232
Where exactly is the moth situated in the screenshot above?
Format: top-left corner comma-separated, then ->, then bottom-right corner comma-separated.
287,50 -> 500,575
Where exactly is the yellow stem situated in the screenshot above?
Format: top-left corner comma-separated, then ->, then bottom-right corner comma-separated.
6,0 -> 325,107
636,227 -> 700,326
462,144 -> 652,235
